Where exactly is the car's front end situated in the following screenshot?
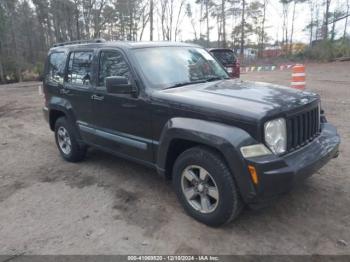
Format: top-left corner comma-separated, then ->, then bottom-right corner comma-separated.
152,79 -> 340,207
239,98 -> 340,207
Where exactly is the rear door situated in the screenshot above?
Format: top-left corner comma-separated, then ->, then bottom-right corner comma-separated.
63,50 -> 95,143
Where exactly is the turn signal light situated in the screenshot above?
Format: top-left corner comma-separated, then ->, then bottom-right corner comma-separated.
248,165 -> 259,185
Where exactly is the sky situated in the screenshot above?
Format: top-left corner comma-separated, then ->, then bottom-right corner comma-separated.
143,0 -> 349,44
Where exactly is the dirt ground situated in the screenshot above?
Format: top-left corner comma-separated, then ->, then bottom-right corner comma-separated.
0,62 -> 349,255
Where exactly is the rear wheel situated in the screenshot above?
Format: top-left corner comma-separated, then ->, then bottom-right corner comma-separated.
54,117 -> 86,162
173,146 -> 243,227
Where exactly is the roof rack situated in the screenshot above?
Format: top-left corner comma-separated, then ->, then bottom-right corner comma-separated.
53,38 -> 106,47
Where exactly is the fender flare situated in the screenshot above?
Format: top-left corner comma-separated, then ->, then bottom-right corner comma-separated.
156,117 -> 258,202
48,97 -> 81,140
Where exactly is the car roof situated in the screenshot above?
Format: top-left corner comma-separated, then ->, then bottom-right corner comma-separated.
49,41 -> 201,52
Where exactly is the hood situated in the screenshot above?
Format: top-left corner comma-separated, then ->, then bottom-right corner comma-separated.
152,79 -> 319,120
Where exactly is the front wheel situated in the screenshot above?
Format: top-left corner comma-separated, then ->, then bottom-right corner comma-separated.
173,146 -> 243,227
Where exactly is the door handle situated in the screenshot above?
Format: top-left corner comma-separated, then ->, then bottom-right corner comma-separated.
91,94 -> 104,101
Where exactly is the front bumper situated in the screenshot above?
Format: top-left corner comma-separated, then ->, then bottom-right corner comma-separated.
246,123 -> 340,208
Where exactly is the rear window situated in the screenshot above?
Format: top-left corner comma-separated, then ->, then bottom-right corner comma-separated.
211,50 -> 236,66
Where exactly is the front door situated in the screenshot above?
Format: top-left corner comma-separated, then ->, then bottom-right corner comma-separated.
89,49 -> 153,163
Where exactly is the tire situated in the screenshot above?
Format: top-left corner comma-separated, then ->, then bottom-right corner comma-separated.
54,117 -> 87,162
172,146 -> 243,227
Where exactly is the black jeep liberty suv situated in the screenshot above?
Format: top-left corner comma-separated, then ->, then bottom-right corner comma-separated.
43,40 -> 340,226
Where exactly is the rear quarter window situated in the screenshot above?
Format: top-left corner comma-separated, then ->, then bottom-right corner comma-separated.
47,52 -> 66,84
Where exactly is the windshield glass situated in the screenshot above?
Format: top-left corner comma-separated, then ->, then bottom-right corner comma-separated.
133,47 -> 229,89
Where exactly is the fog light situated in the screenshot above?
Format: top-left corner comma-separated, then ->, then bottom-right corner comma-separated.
248,165 -> 259,185
240,144 -> 271,158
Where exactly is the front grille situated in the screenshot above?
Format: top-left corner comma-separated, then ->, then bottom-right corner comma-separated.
287,105 -> 320,151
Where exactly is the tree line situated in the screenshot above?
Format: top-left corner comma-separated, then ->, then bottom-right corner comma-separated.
0,0 -> 349,83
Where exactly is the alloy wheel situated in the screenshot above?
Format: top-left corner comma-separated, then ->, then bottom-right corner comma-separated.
57,126 -> 72,155
181,165 -> 219,214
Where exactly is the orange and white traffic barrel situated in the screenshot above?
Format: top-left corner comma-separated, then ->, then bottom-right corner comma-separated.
291,64 -> 305,90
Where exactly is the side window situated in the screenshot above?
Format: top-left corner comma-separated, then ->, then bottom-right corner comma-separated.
98,51 -> 131,87
67,51 -> 93,87
47,52 -> 66,84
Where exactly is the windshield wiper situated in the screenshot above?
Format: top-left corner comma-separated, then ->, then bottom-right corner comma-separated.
164,80 -> 206,89
164,77 -> 229,90
205,76 -> 229,82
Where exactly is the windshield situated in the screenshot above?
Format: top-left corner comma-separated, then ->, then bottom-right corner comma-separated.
211,50 -> 236,66
133,47 -> 229,89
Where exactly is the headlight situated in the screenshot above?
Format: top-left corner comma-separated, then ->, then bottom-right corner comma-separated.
264,118 -> 287,154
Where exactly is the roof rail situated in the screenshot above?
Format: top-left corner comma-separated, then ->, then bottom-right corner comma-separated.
53,38 -> 106,47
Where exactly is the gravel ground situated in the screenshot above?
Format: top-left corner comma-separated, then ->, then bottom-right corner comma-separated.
0,62 -> 349,255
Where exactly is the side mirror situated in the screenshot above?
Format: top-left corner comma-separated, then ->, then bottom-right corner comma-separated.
105,76 -> 136,95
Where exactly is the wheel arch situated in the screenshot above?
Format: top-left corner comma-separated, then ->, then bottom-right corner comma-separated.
47,100 -> 82,141
49,109 -> 66,131
157,117 -> 258,203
